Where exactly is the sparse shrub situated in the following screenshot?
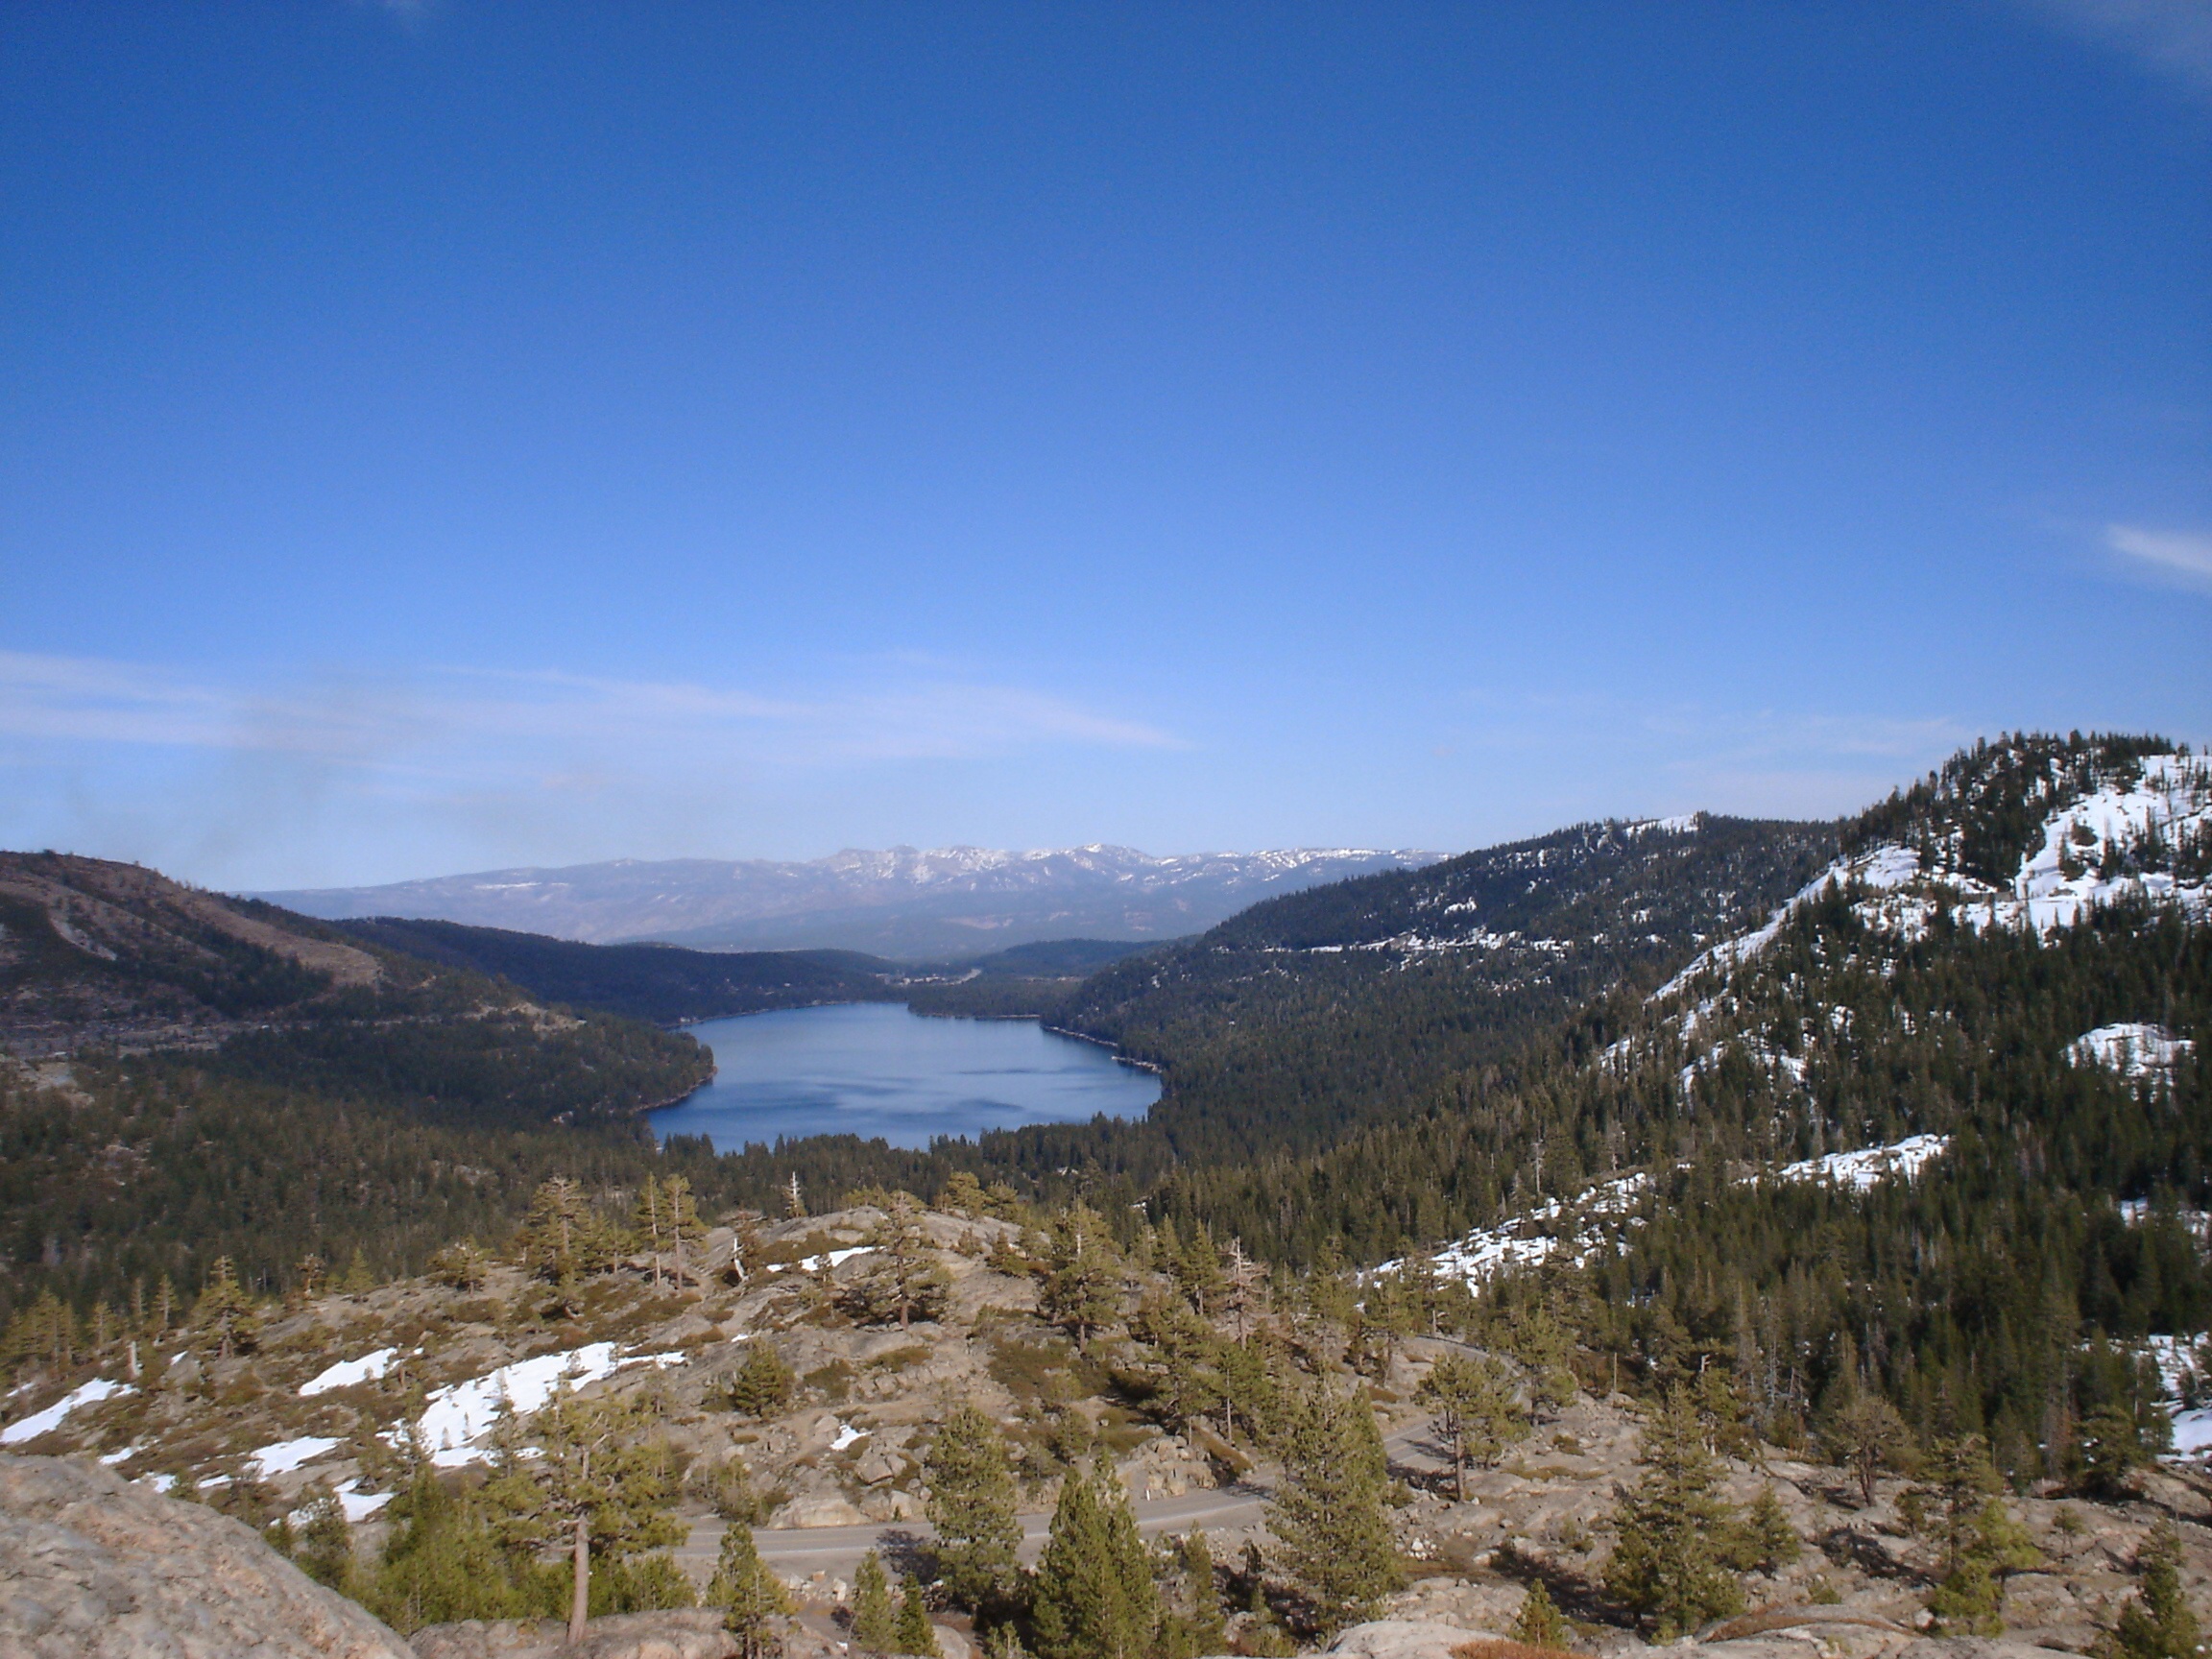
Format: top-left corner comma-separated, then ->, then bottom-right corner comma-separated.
727,1344 -> 797,1418
2097,1520 -> 2202,1659
1510,1581 -> 1572,1649
430,1240 -> 490,1291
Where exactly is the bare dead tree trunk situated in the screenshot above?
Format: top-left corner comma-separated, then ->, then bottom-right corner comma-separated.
567,1444 -> 593,1645
567,1511 -> 589,1644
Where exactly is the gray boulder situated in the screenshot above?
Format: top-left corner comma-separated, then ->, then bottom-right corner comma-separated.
0,1452 -> 414,1659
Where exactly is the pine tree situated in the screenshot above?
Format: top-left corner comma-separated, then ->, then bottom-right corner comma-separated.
923,1405 -> 1022,1613
430,1239 -> 490,1291
1602,1391 -> 1746,1638
663,1174 -> 706,1290
1927,1498 -> 2039,1636
896,1575 -> 943,1657
191,1256 -> 261,1359
709,1520 -> 792,1659
853,1550 -> 898,1655
637,1173 -> 665,1290
2080,1403 -> 2159,1497
1031,1453 -> 1161,1659
1267,1382 -> 1403,1635
1511,1580 -> 1571,1650
340,1250 -> 376,1294
727,1344 -> 797,1419
1416,1353 -> 1528,1500
1739,1485 -> 1802,1576
728,1210 -> 764,1285
481,1384 -> 685,1644
1042,1205 -> 1124,1350
852,1193 -> 951,1329
1131,1293 -> 1224,1435
287,1480 -> 360,1596
1819,1389 -> 1913,1506
785,1173 -> 807,1220
1170,1224 -> 1226,1317
1222,1238 -> 1266,1342
941,1171 -> 988,1217
1924,1434 -> 2000,1576
1162,1529 -> 1227,1659
517,1176 -> 620,1301
1505,1303 -> 1577,1421
2099,1521 -> 2202,1659
368,1458 -> 541,1634
292,1254 -> 327,1306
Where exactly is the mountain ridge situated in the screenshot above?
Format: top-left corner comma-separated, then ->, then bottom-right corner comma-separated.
250,844 -> 1446,958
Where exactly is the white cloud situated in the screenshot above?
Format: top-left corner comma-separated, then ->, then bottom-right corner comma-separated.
2019,0 -> 2212,96
0,653 -> 1176,766
0,653 -> 1182,885
2106,524 -> 2212,588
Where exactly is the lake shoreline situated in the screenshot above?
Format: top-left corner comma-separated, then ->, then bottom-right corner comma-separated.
647,1001 -> 1161,1152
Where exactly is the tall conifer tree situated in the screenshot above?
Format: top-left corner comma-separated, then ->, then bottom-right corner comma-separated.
1267,1382 -> 1403,1634
1031,1454 -> 1160,1659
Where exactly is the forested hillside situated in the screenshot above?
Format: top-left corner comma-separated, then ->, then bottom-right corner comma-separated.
1054,814 -> 1838,1163
1140,733 -> 2208,1483
328,916 -> 899,1025
0,859 -> 714,1323
6,732 -> 2206,1497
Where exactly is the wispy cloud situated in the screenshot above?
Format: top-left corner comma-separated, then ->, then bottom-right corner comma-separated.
2017,0 -> 2212,96
2105,524 -> 2212,588
0,653 -> 1176,766
0,653 -> 1181,885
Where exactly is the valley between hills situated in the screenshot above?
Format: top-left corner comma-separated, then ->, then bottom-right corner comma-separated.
2,731 -> 2209,1659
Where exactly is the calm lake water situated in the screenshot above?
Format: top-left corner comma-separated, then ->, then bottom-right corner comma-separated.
647,1001 -> 1161,1151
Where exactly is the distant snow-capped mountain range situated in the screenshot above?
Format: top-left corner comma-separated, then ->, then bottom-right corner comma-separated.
251,844 -> 1448,959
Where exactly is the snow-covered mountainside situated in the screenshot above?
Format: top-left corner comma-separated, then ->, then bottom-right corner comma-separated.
252,844 -> 1445,958
1382,1132 -> 1954,1286
1654,745 -> 2208,1005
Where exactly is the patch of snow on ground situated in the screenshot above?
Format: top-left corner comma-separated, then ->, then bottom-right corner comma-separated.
1623,814 -> 1701,838
250,1434 -> 344,1478
830,1423 -> 866,1451
1404,1173 -> 1653,1286
411,1342 -> 621,1467
336,1479 -> 394,1521
2071,1023 -> 2195,1079
2169,1409 -> 2212,1457
2146,1334 -> 2212,1458
2120,1200 -> 2212,1236
1,1378 -> 133,1445
300,1348 -> 398,1397
406,1344 -> 687,1467
98,1444 -> 142,1466
1655,756 -> 2212,1004
767,1246 -> 877,1274
1776,1134 -> 1949,1190
1653,844 -> 1922,1003
1398,1136 -> 1948,1288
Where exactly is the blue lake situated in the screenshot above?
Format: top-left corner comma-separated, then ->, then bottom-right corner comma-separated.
647,1001 -> 1161,1151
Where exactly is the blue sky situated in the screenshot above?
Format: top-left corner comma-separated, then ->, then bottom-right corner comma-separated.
2,2 -> 2207,888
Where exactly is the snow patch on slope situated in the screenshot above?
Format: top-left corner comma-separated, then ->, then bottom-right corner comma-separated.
1392,1133 -> 1950,1287
1776,1134 -> 1949,1190
1,1378 -> 132,1445
403,1343 -> 685,1468
300,1348 -> 398,1397
1653,754 -> 2211,1007
2071,1023 -> 2195,1079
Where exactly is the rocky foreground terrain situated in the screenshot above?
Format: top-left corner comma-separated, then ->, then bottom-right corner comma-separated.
4,1198 -> 2208,1658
